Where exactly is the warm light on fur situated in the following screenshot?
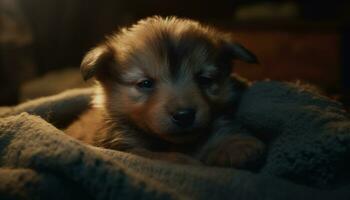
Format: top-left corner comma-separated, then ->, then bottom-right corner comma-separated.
67,16 -> 265,169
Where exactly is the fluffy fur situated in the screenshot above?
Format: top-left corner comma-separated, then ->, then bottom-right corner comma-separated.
67,16 -> 265,169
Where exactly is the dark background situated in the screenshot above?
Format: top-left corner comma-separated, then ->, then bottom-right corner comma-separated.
0,0 -> 349,108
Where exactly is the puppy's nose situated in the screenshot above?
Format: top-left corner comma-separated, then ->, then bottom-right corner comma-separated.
171,108 -> 196,128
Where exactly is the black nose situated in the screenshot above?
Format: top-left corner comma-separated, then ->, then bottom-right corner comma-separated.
171,108 -> 196,128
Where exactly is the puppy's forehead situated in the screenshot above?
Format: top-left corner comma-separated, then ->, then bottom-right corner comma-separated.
164,31 -> 217,78
111,20 -> 220,80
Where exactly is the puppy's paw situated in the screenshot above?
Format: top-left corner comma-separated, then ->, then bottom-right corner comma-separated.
202,135 -> 265,169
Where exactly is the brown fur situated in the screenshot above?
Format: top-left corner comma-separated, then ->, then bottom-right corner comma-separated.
67,16 -> 264,169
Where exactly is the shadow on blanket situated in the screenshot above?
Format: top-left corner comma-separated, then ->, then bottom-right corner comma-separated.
0,81 -> 350,200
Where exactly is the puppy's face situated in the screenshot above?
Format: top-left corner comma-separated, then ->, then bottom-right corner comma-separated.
81,17 -> 257,144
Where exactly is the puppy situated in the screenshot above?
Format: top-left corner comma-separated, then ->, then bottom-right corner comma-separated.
67,16 -> 265,169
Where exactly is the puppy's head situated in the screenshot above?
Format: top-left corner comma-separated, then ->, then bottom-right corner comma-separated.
81,16 -> 257,144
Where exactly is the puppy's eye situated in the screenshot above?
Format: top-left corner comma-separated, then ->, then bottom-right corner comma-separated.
136,79 -> 154,90
197,75 -> 214,86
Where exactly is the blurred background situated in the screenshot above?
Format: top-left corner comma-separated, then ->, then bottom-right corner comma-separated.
0,0 -> 349,109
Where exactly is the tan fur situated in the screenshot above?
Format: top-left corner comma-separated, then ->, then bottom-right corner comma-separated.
65,107 -> 104,144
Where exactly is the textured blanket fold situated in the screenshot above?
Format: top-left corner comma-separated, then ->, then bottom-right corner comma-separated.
0,82 -> 350,200
235,82 -> 350,188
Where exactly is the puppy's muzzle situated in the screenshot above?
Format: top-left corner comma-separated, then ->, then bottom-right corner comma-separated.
171,108 -> 196,128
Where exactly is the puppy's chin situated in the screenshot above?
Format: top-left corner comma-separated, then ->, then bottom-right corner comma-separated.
158,132 -> 201,144
150,125 -> 207,144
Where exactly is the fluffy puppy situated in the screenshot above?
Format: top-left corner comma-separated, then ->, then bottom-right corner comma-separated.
67,16 -> 265,169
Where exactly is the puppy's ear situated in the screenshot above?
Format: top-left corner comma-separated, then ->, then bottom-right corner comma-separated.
80,45 -> 113,81
223,42 -> 259,64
